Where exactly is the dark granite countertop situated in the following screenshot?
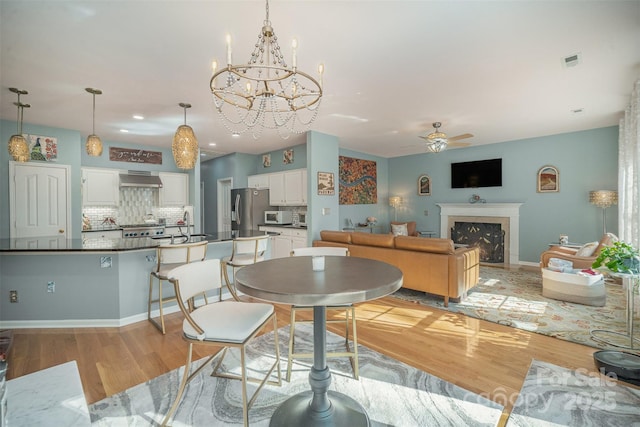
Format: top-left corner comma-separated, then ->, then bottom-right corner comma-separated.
0,230 -> 265,253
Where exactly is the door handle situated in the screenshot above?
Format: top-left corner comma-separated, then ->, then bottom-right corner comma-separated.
58,229 -> 65,233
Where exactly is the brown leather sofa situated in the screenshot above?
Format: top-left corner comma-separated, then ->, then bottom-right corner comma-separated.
314,230 -> 480,306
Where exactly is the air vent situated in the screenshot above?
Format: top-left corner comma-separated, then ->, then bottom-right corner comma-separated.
563,53 -> 581,68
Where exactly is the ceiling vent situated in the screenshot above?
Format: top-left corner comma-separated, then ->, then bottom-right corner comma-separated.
563,53 -> 581,68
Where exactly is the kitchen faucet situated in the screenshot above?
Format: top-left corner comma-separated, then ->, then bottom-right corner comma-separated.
183,210 -> 191,240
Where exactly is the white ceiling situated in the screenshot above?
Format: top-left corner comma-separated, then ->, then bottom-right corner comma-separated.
1,1 -> 639,160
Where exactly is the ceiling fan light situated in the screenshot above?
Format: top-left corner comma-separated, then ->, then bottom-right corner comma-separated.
8,134 -> 30,162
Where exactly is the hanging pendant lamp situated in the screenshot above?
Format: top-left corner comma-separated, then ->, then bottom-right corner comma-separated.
85,88 -> 103,156
172,103 -> 199,169
7,87 -> 30,162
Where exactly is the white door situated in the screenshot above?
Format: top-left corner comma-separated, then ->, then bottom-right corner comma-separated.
10,162 -> 71,238
217,177 -> 233,232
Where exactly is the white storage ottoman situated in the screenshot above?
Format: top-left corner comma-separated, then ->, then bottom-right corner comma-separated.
541,268 -> 606,306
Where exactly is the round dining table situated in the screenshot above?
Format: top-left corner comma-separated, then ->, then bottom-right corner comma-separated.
235,255 -> 403,427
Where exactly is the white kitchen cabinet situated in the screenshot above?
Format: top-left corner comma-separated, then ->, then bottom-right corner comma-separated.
82,230 -> 122,239
159,172 -> 188,206
258,226 -> 307,258
268,169 -> 307,206
248,173 -> 270,189
268,173 -> 286,205
82,168 -> 120,206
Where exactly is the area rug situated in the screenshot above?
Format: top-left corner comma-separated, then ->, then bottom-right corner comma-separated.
506,359 -> 640,426
391,266 -> 640,352
89,324 -> 504,426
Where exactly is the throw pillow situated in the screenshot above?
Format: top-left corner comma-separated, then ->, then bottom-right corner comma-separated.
391,223 -> 408,236
575,241 -> 599,257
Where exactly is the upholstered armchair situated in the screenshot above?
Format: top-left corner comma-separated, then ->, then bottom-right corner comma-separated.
540,233 -> 618,270
390,221 -> 419,237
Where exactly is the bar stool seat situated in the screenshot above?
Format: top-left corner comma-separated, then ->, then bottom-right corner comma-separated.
148,240 -> 208,334
221,235 -> 269,300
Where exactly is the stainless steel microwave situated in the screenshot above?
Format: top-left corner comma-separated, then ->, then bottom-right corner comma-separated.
264,210 -> 293,225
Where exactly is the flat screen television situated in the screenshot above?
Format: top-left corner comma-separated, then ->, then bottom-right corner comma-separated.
451,158 -> 502,188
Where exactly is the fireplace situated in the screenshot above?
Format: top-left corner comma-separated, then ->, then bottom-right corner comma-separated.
451,221 -> 506,263
437,203 -> 523,265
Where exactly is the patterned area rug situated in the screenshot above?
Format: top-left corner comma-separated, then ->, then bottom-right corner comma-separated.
507,359 -> 640,426
89,324 -> 504,426
391,266 -> 640,352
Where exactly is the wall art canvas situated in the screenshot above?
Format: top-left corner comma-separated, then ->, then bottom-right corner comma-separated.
109,147 -> 163,164
317,172 -> 335,195
339,156 -> 377,204
418,174 -> 431,195
283,149 -> 294,164
28,135 -> 57,161
262,154 -> 271,168
537,165 -> 559,192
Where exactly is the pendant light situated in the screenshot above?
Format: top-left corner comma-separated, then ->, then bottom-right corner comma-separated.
7,87 -> 30,162
85,88 -> 103,156
172,102 -> 199,170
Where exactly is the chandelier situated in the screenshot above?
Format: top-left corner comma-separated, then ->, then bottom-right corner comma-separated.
7,87 -> 30,162
172,102 -> 199,170
425,122 -> 448,153
209,0 -> 324,139
85,88 -> 103,156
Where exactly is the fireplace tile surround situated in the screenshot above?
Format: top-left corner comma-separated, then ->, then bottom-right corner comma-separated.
437,203 -> 523,265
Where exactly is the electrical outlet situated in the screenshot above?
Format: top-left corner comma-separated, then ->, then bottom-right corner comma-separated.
47,281 -> 55,293
10,290 -> 18,303
424,210 -> 429,216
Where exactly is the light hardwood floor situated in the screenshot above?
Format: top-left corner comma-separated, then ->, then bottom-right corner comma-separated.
6,284 -> 609,423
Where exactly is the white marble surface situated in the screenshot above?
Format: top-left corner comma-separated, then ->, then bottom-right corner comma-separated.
7,360 -> 90,426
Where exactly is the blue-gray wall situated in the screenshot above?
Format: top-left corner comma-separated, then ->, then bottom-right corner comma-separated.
389,126 -> 619,263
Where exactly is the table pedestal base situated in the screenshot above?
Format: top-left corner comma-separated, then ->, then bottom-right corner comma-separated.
269,390 -> 370,427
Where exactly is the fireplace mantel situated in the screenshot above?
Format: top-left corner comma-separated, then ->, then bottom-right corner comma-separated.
437,203 -> 523,265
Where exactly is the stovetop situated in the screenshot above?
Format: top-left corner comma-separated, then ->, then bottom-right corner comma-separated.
120,224 -> 163,229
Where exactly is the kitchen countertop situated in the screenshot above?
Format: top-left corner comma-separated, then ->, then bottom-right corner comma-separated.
0,230 -> 266,252
258,224 -> 307,229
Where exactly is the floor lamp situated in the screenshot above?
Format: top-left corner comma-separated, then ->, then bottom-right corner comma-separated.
589,190 -> 618,235
389,196 -> 401,221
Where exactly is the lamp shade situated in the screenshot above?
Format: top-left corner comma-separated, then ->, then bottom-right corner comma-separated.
85,134 -> 103,156
8,134 -> 30,162
389,196 -> 401,207
589,190 -> 618,208
172,124 -> 198,169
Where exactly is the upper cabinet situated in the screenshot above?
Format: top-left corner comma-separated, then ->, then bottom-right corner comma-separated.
267,168 -> 307,206
82,168 -> 120,206
159,172 -> 189,206
248,173 -> 269,189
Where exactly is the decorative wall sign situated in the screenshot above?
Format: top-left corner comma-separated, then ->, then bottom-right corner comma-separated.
262,154 -> 271,167
109,147 -> 163,164
283,149 -> 294,164
28,135 -> 57,161
418,174 -> 431,196
317,172 -> 335,195
339,156 -> 377,204
537,165 -> 559,193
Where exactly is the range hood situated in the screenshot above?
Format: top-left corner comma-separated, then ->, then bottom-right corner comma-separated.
119,171 -> 163,188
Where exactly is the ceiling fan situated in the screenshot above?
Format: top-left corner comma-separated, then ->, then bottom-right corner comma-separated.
419,122 -> 473,153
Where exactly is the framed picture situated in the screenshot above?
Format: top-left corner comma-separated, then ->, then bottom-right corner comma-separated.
317,171 -> 335,195
537,165 -> 559,193
283,149 -> 294,164
418,174 -> 431,196
262,154 -> 271,168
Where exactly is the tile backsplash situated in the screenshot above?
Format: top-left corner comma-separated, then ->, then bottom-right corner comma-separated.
82,187 -> 186,228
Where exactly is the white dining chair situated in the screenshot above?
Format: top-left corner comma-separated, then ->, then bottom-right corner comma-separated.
161,259 -> 281,427
288,246 -> 359,381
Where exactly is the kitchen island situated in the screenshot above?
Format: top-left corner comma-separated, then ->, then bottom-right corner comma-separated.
0,231 -> 265,328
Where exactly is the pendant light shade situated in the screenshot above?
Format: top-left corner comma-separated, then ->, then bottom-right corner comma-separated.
85,88 -> 103,156
7,88 -> 30,162
172,103 -> 199,170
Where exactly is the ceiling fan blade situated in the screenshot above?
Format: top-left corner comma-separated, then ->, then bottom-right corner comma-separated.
448,133 -> 474,142
448,141 -> 472,148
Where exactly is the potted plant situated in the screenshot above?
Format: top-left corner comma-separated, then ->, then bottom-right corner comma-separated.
592,241 -> 640,275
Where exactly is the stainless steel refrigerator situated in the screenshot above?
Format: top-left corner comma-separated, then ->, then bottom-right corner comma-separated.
231,188 -> 271,232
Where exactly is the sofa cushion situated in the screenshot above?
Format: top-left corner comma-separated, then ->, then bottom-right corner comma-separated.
394,236 -> 454,254
351,232 -> 395,248
320,230 -> 352,244
391,223 -> 408,236
391,221 -> 416,236
575,241 -> 598,257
